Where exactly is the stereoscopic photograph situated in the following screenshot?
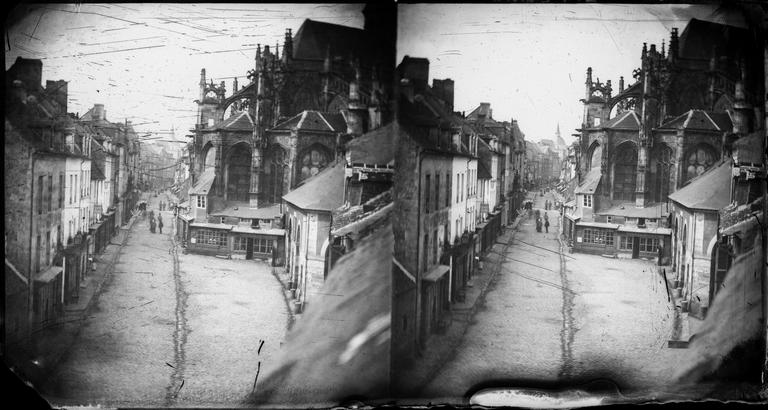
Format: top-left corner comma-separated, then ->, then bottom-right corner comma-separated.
3,1 -> 767,408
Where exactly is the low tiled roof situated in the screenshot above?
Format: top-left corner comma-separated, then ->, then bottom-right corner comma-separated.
189,168 -> 216,195
601,110 -> 640,130
272,111 -> 346,133
217,111 -> 254,131
657,109 -> 731,131
347,123 -> 395,166
283,162 -> 345,212
668,159 -> 732,211
574,168 -> 601,194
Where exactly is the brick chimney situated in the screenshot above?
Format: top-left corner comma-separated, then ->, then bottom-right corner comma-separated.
432,78 -> 454,112
92,104 -> 106,121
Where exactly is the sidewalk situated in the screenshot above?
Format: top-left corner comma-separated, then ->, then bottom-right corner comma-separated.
398,209 -> 528,396
661,264 -> 704,348
19,213 -> 140,388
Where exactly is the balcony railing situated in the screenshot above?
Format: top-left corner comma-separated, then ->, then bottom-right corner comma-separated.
720,197 -> 764,233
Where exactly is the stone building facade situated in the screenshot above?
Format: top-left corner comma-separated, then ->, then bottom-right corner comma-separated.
568,19 -> 760,258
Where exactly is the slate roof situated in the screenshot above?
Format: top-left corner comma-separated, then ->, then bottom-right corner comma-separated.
733,131 -> 764,166
217,111 -> 254,131
601,110 -> 640,130
599,202 -> 667,218
283,162 -> 345,212
657,109 -> 732,131
272,111 -> 346,132
574,168 -> 601,194
347,122 -> 395,166
668,159 -> 732,211
189,168 -> 216,195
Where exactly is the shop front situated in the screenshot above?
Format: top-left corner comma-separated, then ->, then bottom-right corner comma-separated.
230,225 -> 286,265
421,264 -> 450,340
188,222 -> 232,257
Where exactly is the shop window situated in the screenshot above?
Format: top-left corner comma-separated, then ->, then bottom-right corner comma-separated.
195,229 -> 226,247
254,238 -> 274,254
233,236 -> 247,251
638,237 -> 660,253
620,236 -> 634,250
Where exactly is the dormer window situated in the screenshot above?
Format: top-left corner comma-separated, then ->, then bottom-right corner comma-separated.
582,194 -> 592,207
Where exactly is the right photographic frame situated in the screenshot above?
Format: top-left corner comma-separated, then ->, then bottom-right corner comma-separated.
391,2 -> 767,406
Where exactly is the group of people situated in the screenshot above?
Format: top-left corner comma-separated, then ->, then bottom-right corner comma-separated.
148,209 -> 164,234
534,209 -> 550,233
544,199 -> 554,210
159,201 -> 168,211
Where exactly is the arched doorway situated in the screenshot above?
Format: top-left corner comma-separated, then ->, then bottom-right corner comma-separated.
653,143 -> 674,202
225,142 -> 252,202
612,142 -> 638,201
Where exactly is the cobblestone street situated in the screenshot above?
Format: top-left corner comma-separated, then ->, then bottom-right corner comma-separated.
422,192 -> 686,400
38,195 -> 290,407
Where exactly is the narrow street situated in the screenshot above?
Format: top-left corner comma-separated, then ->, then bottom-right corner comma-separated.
40,194 -> 290,407
423,191 -> 684,398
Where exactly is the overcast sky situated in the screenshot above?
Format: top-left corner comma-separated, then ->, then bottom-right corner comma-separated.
397,3 -> 745,143
5,3 -> 363,147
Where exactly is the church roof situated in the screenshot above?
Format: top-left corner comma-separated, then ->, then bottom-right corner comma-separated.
283,162 -> 345,212
677,19 -> 751,62
657,109 -> 731,131
217,111 -> 254,131
601,110 -> 640,130
575,167 -> 602,194
272,111 -> 346,133
347,122 -> 395,166
669,159 -> 731,211
292,19 -> 367,62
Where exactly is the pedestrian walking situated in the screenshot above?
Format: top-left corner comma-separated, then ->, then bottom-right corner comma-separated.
544,218 -> 550,233
158,215 -> 164,234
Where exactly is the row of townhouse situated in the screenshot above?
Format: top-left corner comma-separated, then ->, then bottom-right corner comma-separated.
4,58 -> 141,363
391,56 -> 528,373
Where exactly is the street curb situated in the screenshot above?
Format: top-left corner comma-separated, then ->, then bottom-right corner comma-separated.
269,266 -> 296,332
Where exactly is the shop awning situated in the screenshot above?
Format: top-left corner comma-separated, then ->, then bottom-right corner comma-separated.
190,222 -> 233,230
617,226 -> 672,235
423,264 -> 450,282
35,265 -> 63,284
576,221 -> 619,229
231,225 -> 286,236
